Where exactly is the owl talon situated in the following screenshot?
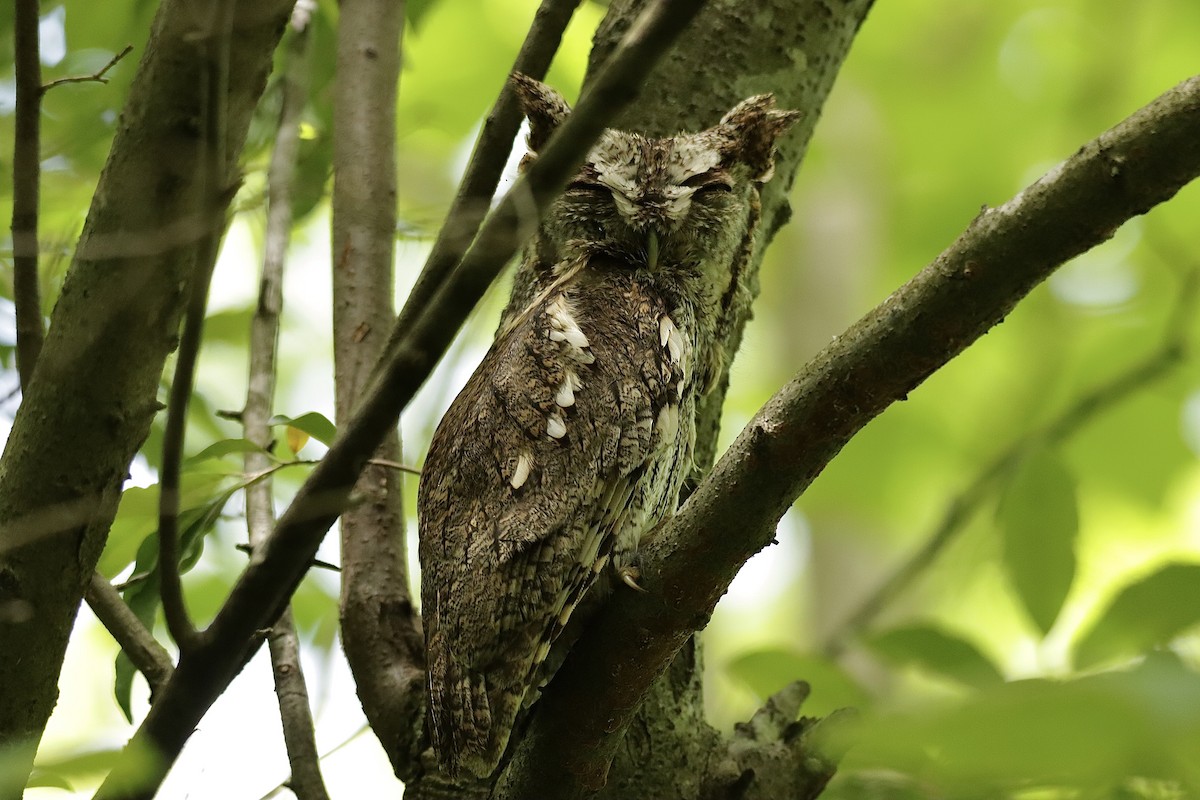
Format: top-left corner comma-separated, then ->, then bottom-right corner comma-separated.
618,565 -> 647,593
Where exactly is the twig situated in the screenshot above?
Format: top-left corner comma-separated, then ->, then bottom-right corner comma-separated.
824,265 -> 1198,656
387,0 -> 581,357
254,724 -> 372,800
41,44 -> 134,93
366,457 -> 421,475
12,0 -> 45,389
156,2 -> 237,653
494,74 -> 1200,798
84,572 -> 175,699
94,2 -> 708,794
235,543 -> 339,573
241,7 -> 329,798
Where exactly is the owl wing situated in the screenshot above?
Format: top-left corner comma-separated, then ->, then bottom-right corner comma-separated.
418,280 -> 686,777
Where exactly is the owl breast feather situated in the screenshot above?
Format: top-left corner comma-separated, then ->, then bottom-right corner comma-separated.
417,266 -> 699,778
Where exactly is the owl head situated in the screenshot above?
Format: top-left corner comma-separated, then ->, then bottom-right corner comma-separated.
512,74 -> 800,282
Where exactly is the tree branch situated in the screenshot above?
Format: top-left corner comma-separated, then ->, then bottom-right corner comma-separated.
12,0 -> 45,390
498,73 -> 1200,798
156,0 -> 238,654
242,6 -> 328,799
330,0 -> 425,781
41,44 -> 134,92
387,0 -> 581,352
92,4 -> 708,797
84,572 -> 175,699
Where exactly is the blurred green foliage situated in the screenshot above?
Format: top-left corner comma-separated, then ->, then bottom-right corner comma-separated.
2,0 -> 1199,797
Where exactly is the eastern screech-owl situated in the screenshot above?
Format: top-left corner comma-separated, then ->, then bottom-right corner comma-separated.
418,75 -> 797,778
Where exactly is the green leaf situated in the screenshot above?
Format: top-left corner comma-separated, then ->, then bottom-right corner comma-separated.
186,438 -> 270,464
201,306 -> 255,346
272,411 -> 337,446
25,769 -> 74,790
867,624 -> 1004,689
113,648 -> 138,724
113,570 -> 161,723
839,654 -> 1200,793
996,449 -> 1078,634
405,0 -> 442,30
99,468 -> 230,578
1074,562 -> 1200,670
726,649 -> 870,717
24,749 -> 123,788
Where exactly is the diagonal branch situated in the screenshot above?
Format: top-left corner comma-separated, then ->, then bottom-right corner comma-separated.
496,73 -> 1200,799
388,0 -> 581,353
84,572 -> 175,698
93,2 -> 707,797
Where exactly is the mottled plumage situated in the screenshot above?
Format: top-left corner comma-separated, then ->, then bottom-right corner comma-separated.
418,75 -> 798,778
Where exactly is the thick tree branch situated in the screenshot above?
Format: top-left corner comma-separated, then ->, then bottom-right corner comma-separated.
92,3 -> 705,798
243,6 -> 328,800
330,0 -> 424,782
388,0 -> 581,351
84,572 -> 175,699
11,0 -> 45,390
499,73 -> 1200,797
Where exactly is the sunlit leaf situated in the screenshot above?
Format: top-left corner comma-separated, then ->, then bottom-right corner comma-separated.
867,624 -> 1004,689
1074,563 -> 1200,670
996,449 -> 1078,634
25,769 -> 73,790
202,307 -> 255,346
186,438 -> 269,464
99,469 -> 230,578
27,749 -> 124,783
726,649 -> 870,717
287,426 -> 311,455
273,411 -> 337,445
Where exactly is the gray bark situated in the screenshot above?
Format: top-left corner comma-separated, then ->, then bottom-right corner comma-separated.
0,1 -> 292,794
331,0 -> 427,779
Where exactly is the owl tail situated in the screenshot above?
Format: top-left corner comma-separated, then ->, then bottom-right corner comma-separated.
429,652 -> 525,779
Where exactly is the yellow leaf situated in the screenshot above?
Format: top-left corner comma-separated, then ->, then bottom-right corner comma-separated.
287,426 -> 310,455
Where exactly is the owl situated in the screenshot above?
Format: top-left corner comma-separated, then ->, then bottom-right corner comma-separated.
418,74 -> 798,778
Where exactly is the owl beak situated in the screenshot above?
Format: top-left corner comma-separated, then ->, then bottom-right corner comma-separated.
646,229 -> 660,271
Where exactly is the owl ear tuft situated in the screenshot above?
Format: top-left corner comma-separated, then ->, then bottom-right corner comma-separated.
718,94 -> 801,182
511,73 -> 573,154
